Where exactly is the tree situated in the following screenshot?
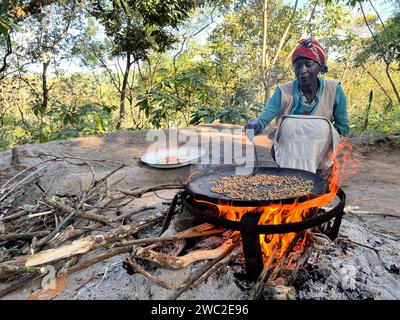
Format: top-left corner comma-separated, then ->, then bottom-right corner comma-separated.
200,0 -> 304,117
14,1 -> 80,113
135,5 -> 223,128
86,0 -> 207,130
261,0 -> 300,102
355,5 -> 400,104
0,32 -> 12,79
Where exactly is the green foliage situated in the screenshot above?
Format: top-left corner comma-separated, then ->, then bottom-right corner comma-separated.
0,72 -> 117,149
0,15 -> 19,35
322,0 -> 368,7
350,101 -> 400,134
1,0 -> 400,150
135,38 -> 263,128
355,11 -> 400,65
48,103 -> 115,138
190,103 -> 255,125
136,66 -> 205,128
1,103 -> 115,147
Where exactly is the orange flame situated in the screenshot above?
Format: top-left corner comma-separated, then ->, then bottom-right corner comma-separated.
195,139 -> 360,264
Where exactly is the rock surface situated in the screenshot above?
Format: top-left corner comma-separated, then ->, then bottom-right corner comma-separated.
0,125 -> 399,300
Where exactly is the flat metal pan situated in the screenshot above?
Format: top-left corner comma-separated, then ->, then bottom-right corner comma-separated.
185,165 -> 330,206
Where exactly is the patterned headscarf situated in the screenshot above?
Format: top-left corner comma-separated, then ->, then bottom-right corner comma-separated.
292,38 -> 328,73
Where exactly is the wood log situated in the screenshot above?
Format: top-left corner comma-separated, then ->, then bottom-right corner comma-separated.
48,205 -> 157,247
24,212 -> 162,267
0,162 -> 51,203
132,237 -> 236,269
344,205 -> 400,219
65,246 -> 133,274
268,233 -> 304,282
285,244 -> 314,286
41,197 -> 118,228
78,212 -> 117,228
336,237 -> 381,255
251,246 -> 279,299
115,205 -> 157,222
91,164 -> 125,190
1,210 -> 29,222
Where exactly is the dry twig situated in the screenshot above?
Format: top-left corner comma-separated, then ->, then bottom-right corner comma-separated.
117,184 -> 183,198
124,257 -> 182,291
268,233 -> 304,282
0,231 -> 50,241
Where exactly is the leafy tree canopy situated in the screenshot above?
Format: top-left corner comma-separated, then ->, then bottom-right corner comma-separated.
87,0 -> 207,61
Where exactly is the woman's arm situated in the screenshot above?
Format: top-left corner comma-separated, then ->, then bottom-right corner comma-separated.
256,88 -> 282,135
333,84 -> 350,136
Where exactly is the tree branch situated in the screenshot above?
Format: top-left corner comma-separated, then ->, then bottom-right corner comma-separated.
0,33 -> 12,79
271,0 -> 299,67
368,0 -> 385,29
90,48 -> 121,93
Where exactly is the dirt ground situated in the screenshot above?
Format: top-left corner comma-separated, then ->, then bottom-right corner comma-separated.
0,125 -> 399,300
340,136 -> 400,235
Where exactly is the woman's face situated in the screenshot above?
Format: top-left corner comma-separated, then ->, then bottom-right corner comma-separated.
293,58 -> 321,87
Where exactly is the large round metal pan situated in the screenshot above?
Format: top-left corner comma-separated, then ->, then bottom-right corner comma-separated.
185,165 -> 330,206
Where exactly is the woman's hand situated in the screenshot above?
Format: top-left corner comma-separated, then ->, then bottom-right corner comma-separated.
244,119 -> 261,140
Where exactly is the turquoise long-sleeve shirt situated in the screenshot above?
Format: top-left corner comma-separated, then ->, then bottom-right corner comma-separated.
256,78 -> 350,136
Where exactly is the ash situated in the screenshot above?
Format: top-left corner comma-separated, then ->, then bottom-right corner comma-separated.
293,215 -> 400,300
54,215 -> 399,300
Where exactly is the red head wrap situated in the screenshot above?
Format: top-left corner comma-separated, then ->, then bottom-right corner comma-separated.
292,38 -> 328,72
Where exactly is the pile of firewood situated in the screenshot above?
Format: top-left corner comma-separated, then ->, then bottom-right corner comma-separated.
0,154 -> 243,299
0,154 -> 317,300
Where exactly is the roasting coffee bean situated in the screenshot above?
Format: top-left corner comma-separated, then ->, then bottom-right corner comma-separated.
210,174 -> 313,200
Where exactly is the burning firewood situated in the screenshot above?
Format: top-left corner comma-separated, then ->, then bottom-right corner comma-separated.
121,233 -> 242,297
250,232 -> 305,300
170,244 -> 242,300
251,246 -> 278,299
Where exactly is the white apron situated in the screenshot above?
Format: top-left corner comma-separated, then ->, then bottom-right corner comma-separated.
273,115 -> 340,173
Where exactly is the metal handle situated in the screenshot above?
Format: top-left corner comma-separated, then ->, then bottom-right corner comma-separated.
245,128 -> 259,176
159,192 -> 182,236
252,141 -> 259,176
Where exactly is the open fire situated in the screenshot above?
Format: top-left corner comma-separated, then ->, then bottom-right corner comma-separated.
178,139 -> 360,280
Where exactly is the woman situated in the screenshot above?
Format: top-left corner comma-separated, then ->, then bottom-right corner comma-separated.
245,38 -> 349,173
